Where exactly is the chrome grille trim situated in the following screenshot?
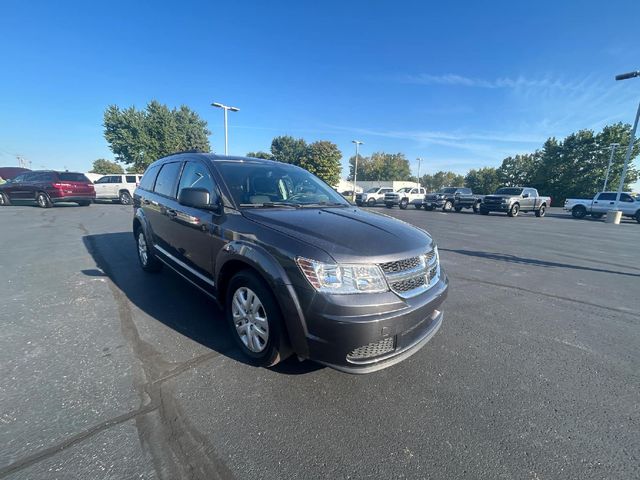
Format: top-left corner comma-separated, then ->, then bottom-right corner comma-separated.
380,248 -> 440,298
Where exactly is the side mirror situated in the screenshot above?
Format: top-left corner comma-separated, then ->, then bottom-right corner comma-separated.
522,193 -> 529,198
178,187 -> 220,212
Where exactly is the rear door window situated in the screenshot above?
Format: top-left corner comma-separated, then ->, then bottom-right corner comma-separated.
597,193 -> 616,201
153,162 -> 182,198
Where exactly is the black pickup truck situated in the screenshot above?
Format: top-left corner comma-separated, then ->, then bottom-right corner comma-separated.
423,187 -> 484,213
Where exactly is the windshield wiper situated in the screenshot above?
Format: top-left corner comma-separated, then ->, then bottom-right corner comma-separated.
300,201 -> 348,208
240,202 -> 303,209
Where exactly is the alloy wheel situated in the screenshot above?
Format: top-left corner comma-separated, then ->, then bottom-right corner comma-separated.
137,232 -> 148,266
232,287 -> 269,353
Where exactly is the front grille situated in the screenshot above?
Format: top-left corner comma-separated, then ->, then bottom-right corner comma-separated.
379,248 -> 440,298
347,336 -> 396,361
390,275 -> 426,292
380,256 -> 421,274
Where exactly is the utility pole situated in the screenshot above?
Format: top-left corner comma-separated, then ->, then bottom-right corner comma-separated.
613,70 -> 640,212
352,140 -> 364,202
416,157 -> 422,187
602,143 -> 619,191
211,102 -> 240,155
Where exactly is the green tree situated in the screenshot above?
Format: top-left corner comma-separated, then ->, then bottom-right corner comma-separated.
465,167 -> 502,194
348,152 -> 411,181
268,136 -> 342,185
90,158 -> 124,175
103,100 -> 211,172
246,151 -> 273,159
420,171 -> 465,191
270,136 -> 308,165
305,140 -> 342,186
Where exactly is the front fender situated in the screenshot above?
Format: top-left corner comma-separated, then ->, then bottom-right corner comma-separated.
215,241 -> 309,358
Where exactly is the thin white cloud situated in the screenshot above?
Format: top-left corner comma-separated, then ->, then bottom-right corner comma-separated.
396,73 -> 580,91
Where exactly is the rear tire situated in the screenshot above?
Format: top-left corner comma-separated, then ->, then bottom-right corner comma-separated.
36,192 -> 52,208
226,270 -> 289,367
135,227 -> 162,272
535,205 -> 546,217
424,205 -> 433,211
572,205 -> 587,219
635,210 -> 640,224
480,209 -> 490,215
414,203 -> 422,209
0,192 -> 10,206
119,191 -> 132,205
78,201 -> 91,207
507,203 -> 520,217
454,206 -> 463,212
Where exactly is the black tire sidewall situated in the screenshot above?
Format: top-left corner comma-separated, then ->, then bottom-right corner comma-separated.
572,206 -> 586,218
0,193 -> 8,206
367,198 -> 376,207
399,199 -> 408,209
509,204 -> 519,217
135,227 -> 161,272
443,200 -> 452,212
37,192 -> 51,208
226,270 -> 285,366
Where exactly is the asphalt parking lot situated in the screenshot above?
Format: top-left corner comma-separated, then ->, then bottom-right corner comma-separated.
1,203 -> 638,480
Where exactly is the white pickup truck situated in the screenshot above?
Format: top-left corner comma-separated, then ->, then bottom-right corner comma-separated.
384,187 -> 426,209
564,191 -> 640,222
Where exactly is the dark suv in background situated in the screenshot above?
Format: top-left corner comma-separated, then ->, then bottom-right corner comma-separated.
0,170 -> 95,207
133,153 -> 448,373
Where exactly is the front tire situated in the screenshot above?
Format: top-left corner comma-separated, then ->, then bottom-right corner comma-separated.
454,206 -> 463,213
507,203 -> 520,217
399,199 -> 409,209
0,192 -> 10,206
36,192 -> 52,208
535,205 -> 546,217
367,198 -> 376,207
473,201 -> 481,213
442,200 -> 453,212
385,203 -> 393,209
635,210 -> 640,224
226,270 -> 288,367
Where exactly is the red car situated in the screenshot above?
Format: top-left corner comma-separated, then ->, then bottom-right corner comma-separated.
0,170 -> 95,208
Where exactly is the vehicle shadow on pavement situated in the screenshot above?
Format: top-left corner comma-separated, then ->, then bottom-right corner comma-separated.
440,248 -> 640,278
82,232 -> 322,375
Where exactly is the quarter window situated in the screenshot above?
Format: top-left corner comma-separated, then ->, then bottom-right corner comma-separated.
153,162 -> 182,198
620,193 -> 634,203
139,165 -> 161,191
126,175 -> 137,183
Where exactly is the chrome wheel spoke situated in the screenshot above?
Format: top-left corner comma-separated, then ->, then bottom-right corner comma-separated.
232,287 -> 269,353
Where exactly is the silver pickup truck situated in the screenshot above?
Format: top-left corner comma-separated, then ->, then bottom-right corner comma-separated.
564,192 -> 640,222
480,187 -> 550,217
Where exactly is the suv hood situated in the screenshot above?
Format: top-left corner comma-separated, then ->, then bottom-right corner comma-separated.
242,207 -> 433,263
485,194 -> 516,200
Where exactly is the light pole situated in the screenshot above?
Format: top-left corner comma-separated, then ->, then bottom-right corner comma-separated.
211,102 -> 240,155
613,70 -> 640,211
352,140 -> 363,201
416,157 -> 422,187
602,143 -> 619,191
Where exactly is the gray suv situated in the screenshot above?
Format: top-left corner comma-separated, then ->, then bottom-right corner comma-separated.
133,153 -> 448,373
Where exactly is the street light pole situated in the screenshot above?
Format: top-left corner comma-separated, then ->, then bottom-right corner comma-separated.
352,140 -> 363,202
602,143 -> 619,191
211,102 -> 240,155
416,157 -> 422,187
613,70 -> 640,211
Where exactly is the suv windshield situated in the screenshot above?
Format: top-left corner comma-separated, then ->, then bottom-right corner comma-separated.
439,188 -> 457,194
496,187 -> 523,195
58,172 -> 90,182
216,161 -> 349,208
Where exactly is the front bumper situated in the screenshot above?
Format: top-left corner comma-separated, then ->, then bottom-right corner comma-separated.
424,199 -> 445,208
284,271 -> 449,373
481,203 -> 509,212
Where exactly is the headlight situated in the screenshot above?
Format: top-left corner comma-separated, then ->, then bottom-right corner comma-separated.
296,257 -> 388,294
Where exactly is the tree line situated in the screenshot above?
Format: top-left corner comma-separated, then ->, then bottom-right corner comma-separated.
98,100 -> 639,202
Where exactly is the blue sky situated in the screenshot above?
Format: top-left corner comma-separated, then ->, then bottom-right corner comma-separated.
1,0 -> 639,186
